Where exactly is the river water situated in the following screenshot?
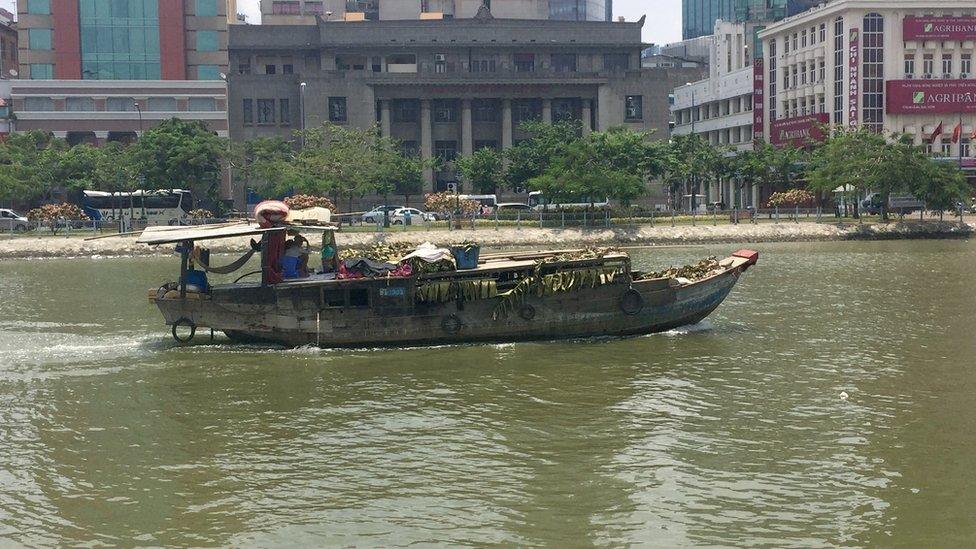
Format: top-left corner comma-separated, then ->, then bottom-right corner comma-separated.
1,240 -> 975,547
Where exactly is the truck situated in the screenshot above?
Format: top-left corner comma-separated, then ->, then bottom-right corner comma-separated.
861,193 -> 925,215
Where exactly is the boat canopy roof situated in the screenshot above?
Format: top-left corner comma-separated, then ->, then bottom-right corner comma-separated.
137,222 -> 336,246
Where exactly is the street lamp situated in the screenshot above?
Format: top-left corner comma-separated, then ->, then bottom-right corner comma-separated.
134,100 -> 143,133
300,82 -> 307,148
686,82 -> 696,133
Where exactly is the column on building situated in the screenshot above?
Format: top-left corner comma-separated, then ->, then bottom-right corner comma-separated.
380,100 -> 391,137
542,98 -> 552,125
501,99 -> 513,150
420,99 -> 433,190
581,99 -> 591,136
460,99 -> 473,157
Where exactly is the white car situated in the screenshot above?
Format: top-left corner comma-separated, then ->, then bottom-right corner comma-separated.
0,209 -> 29,232
361,205 -> 404,224
390,208 -> 435,224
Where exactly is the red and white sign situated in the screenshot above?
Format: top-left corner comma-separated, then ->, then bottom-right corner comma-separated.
904,16 -> 976,41
770,113 -> 829,148
848,28 -> 859,127
753,58 -> 764,142
886,80 -> 976,114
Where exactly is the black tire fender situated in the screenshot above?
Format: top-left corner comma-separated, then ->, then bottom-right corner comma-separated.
172,318 -> 196,344
519,304 -> 536,321
441,314 -> 463,334
620,289 -> 644,316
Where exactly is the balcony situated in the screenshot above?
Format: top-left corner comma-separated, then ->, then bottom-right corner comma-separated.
361,67 -> 613,86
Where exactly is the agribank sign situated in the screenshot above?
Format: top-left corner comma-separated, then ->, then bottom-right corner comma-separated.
886,80 -> 976,114
904,16 -> 976,41
770,113 -> 829,148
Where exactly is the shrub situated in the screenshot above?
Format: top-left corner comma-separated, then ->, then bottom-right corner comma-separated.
27,203 -> 89,234
284,194 -> 338,212
424,192 -> 480,215
766,189 -> 815,208
189,209 -> 214,218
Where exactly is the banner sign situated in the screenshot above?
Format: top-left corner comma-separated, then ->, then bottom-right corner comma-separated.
848,28 -> 859,127
770,113 -> 829,148
753,58 -> 764,141
886,80 -> 976,114
904,16 -> 976,41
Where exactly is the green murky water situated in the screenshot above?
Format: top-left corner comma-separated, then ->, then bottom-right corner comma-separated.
1,241 -> 975,546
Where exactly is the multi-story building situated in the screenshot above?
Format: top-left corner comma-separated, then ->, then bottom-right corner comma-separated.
261,0 -> 611,25
0,9 -> 17,79
758,0 -> 976,171
672,20 -> 764,208
682,0 -> 818,40
228,13 -> 688,205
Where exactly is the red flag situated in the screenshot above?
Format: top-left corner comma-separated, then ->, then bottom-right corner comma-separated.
930,122 -> 944,143
952,122 -> 962,143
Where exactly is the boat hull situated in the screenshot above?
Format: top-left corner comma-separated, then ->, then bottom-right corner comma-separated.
154,259 -> 750,348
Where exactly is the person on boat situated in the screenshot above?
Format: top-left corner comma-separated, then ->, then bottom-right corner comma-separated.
320,231 -> 339,274
282,234 -> 310,279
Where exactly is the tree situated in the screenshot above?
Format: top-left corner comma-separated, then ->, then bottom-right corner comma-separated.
911,160 -> 968,216
505,121 -> 580,191
663,134 -> 720,211
228,136 -> 294,197
128,118 -> 226,208
0,131 -> 65,203
806,128 -> 887,218
457,147 -> 505,194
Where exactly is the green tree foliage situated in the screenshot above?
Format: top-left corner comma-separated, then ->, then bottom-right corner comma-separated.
505,121 -> 580,191
912,160 -> 969,214
456,147 -> 505,194
128,118 -> 226,207
0,131 -> 65,202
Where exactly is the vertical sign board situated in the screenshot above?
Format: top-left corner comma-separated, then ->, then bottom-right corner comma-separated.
848,27 -> 859,127
753,59 -> 765,141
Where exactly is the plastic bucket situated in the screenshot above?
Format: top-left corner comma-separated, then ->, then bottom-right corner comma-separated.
450,245 -> 480,270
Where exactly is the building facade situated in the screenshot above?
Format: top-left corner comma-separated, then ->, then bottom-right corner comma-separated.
759,0 -> 976,165
682,0 -> 818,40
228,14 -> 683,205
17,0 -> 231,81
0,8 -> 17,79
261,0 -> 611,25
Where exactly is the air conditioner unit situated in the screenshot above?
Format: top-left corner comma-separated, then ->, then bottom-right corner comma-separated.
905,73 -> 914,79
923,73 -> 933,79
434,54 -> 447,62
943,73 -> 953,79
962,73 -> 971,79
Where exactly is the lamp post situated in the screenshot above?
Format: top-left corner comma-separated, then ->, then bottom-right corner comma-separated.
134,100 -> 143,133
687,82 -> 696,134
300,82 -> 307,148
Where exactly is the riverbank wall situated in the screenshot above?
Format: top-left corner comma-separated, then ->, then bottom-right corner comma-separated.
0,220 -> 971,259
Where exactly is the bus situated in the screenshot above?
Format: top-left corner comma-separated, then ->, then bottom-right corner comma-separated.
527,191 -> 609,211
82,189 -> 193,226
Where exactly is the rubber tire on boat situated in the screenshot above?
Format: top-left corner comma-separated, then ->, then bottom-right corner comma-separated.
172,318 -> 196,344
441,314 -> 463,335
519,304 -> 536,321
620,289 -> 644,316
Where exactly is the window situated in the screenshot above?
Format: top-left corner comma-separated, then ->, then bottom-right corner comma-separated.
27,0 -> 50,14
942,139 -> 952,156
800,62 -> 807,84
279,99 -> 290,125
305,2 -> 324,15
29,64 -> 54,79
604,53 -> 629,71
197,65 -> 220,80
514,53 -> 535,72
196,0 -> 218,16
625,95 -> 642,120
196,31 -> 219,52
282,64 -> 294,74
474,140 -> 498,151
328,97 -> 347,122
257,99 -> 276,123
434,140 -> 458,161
66,97 -> 95,111
470,59 -> 496,73
472,99 -> 497,122
265,64 -> 277,75
551,54 -> 577,73
433,100 -> 457,123
819,23 -> 826,43
923,54 -> 934,76
769,38 -> 778,122
942,54 -> 953,76
904,55 -> 915,77
24,97 -> 54,111
243,98 -> 253,124
29,29 -> 52,50
552,99 -> 576,122
392,99 -> 418,123
272,1 -> 300,14
399,140 -> 418,157
801,30 -> 807,48
512,99 -> 541,123
818,60 -> 825,82
862,13 -> 885,131
833,17 -> 843,123
106,97 -> 137,111
188,97 -> 216,111
963,54 -> 973,76
147,97 -> 177,111
238,63 -> 251,75
962,139 -> 971,158
79,0 -> 161,80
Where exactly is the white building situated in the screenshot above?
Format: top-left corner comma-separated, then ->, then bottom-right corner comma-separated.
759,0 -> 976,170
672,20 -> 765,208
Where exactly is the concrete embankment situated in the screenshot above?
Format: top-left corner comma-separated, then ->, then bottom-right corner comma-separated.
0,221 -> 971,259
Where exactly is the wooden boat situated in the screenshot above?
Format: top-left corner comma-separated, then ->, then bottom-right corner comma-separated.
138,223 -> 758,347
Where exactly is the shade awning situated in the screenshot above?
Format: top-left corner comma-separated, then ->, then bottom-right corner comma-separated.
137,222 -> 281,245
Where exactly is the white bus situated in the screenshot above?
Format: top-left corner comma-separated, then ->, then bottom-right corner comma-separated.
527,191 -> 609,211
82,189 -> 193,226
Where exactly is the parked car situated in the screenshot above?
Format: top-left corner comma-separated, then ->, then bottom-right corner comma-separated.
390,208 -> 435,224
0,209 -> 29,232
361,205 -> 404,224
496,203 -> 531,212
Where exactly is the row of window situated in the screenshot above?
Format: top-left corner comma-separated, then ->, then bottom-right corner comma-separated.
21,96 -> 218,112
776,95 -> 827,120
782,60 -> 827,90
241,96 -> 643,126
926,139 -> 972,157
904,53 -> 974,78
29,27 -> 220,53
30,0 -> 220,17
783,22 -> 828,55
675,94 -> 752,126
692,124 -> 754,146
27,63 -> 221,80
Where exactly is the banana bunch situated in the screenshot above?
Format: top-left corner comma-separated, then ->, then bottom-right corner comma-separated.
641,257 -> 722,282
339,243 -> 415,262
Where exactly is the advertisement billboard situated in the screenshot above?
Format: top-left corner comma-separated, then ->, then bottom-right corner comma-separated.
770,113 -> 829,148
904,16 -> 976,41
886,80 -> 976,114
848,28 -> 859,127
753,59 -> 764,141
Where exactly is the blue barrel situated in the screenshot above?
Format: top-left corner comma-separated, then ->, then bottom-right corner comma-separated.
450,245 -> 480,270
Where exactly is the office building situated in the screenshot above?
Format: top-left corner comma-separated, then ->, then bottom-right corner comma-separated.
0,8 -> 17,79
682,0 -> 818,40
261,0 -> 611,25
